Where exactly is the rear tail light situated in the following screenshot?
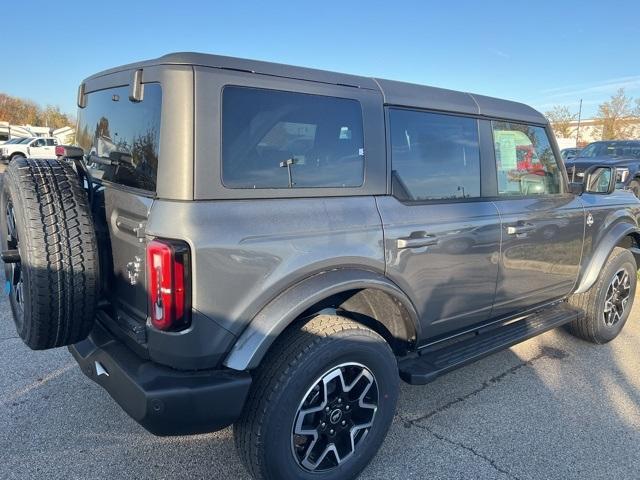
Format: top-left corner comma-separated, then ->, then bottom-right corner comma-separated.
55,145 -> 85,158
146,239 -> 191,331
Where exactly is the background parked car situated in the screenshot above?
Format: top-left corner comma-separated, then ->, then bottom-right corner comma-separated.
0,136 -> 59,162
565,140 -> 640,197
0,137 -> 31,147
560,147 -> 581,161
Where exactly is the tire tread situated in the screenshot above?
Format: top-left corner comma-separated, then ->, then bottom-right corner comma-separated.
4,158 -> 98,349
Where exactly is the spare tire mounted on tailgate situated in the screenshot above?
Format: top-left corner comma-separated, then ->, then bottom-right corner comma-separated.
1,158 -> 99,349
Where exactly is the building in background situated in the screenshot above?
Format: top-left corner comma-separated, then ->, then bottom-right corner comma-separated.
554,118 -> 640,149
0,121 -> 75,144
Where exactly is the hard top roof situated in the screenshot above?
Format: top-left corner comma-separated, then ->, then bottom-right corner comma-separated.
84,52 -> 547,124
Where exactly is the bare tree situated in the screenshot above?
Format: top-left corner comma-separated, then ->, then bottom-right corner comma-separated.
594,88 -> 638,140
545,105 -> 576,138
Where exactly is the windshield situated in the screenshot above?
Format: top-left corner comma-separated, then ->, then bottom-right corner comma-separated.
18,137 -> 33,144
579,142 -> 640,159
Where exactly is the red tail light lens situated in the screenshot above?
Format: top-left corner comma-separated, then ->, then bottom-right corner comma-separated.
147,239 -> 191,331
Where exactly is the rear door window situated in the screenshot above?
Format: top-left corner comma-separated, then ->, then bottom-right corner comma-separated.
76,84 -> 162,192
221,86 -> 364,189
389,109 -> 481,202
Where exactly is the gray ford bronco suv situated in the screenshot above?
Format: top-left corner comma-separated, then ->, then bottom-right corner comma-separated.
2,53 -> 640,480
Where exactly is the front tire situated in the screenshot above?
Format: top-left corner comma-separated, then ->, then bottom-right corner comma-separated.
234,315 -> 399,480
568,247 -> 636,344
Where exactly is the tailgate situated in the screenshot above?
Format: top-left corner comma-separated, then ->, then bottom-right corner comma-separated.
76,82 -> 163,343
93,187 -> 151,343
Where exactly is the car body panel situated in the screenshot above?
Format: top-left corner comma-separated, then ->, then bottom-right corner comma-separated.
491,195 -> 585,318
224,268 -> 420,371
574,189 -> 640,293
376,196 -> 501,340
146,196 -> 386,338
60,53 -> 640,439
70,54 -> 640,375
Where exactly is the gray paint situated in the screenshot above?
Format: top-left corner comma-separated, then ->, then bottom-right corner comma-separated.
146,196 -> 386,337
81,51 -> 547,130
491,195 -> 585,318
574,190 -> 640,293
376,196 -> 501,340
81,52 -> 640,373
224,269 -> 420,370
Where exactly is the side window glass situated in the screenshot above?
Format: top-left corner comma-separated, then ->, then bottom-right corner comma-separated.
222,86 -> 364,189
389,109 -> 481,202
492,122 -> 562,196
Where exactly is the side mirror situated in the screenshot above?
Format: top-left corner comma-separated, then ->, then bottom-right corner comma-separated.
584,165 -> 616,195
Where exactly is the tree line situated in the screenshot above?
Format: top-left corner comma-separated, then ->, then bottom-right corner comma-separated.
546,89 -> 640,141
0,92 -> 74,130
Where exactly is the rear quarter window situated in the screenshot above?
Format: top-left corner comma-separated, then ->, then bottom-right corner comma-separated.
221,86 -> 365,189
76,84 -> 162,192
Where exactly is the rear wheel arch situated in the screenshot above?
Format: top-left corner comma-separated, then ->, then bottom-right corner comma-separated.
223,269 -> 420,371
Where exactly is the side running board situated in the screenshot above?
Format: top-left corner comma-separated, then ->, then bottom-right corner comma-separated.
399,303 -> 582,385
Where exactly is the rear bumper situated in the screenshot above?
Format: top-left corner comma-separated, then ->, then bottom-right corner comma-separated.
69,322 -> 252,436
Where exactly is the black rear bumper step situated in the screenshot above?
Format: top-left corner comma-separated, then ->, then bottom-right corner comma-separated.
69,321 -> 251,436
399,303 -> 582,385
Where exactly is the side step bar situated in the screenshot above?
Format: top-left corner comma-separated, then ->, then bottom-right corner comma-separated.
399,303 -> 582,385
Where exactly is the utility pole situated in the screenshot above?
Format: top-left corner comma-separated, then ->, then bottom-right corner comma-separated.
575,99 -> 583,148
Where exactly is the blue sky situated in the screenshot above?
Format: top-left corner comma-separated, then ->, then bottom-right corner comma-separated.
2,0 -> 639,119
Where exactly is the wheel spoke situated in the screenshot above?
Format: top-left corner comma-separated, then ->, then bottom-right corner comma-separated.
603,268 -> 632,326
5,202 -> 24,310
292,362 -> 379,473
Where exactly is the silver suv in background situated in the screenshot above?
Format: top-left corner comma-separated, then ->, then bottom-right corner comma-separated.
2,53 -> 640,480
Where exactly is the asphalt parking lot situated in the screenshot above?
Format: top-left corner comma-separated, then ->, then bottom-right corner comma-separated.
1,281 -> 639,480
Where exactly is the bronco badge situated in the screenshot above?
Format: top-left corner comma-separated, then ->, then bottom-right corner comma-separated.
126,256 -> 142,285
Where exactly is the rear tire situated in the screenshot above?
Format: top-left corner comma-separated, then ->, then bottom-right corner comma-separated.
234,314 -> 399,480
0,158 -> 99,349
568,247 -> 636,344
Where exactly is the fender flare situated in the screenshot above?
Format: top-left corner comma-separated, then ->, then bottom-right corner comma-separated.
574,222 -> 640,294
223,269 -> 420,371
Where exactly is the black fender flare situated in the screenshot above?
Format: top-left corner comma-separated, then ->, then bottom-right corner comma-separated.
574,222 -> 640,294
223,269 -> 420,371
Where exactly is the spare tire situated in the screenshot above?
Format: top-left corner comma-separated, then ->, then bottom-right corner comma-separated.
1,158 -> 99,349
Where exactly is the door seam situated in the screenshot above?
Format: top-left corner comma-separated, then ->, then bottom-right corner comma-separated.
489,200 -> 503,320
373,195 -> 387,276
